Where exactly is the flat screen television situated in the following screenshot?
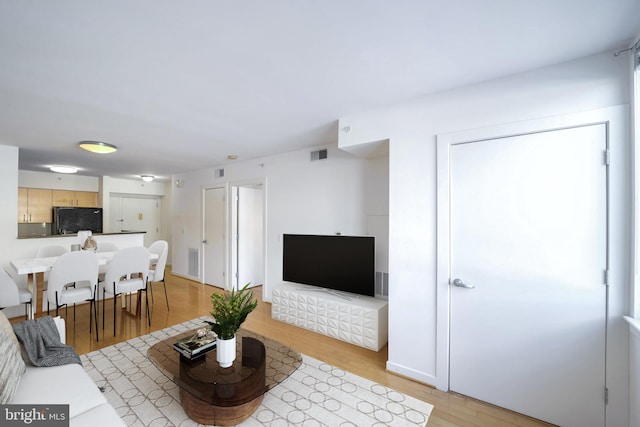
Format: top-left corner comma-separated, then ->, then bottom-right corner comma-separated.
282,234 -> 375,297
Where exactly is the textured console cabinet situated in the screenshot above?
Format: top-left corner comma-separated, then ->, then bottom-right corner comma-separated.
271,284 -> 388,351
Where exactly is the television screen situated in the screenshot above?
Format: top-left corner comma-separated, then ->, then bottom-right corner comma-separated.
282,234 -> 375,297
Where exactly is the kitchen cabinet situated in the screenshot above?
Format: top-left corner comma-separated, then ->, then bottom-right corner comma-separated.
52,190 -> 98,207
18,187 -> 53,223
75,191 -> 98,207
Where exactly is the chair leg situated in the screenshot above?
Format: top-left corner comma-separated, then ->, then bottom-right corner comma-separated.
90,297 -> 99,342
145,288 -> 151,326
102,289 -> 105,331
95,298 -> 99,342
113,293 -> 117,336
162,279 -> 169,310
149,280 -> 155,304
91,285 -> 97,341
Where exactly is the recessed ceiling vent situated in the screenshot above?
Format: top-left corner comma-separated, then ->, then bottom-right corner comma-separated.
310,149 -> 328,161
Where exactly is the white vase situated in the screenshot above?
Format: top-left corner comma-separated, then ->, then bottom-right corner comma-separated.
216,335 -> 236,368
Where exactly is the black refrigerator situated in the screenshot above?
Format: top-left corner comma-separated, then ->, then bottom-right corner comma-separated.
53,207 -> 103,234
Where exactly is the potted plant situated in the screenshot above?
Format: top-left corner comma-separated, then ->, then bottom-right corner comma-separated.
204,282 -> 257,367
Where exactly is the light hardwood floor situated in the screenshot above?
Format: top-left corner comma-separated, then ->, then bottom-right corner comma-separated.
14,270 -> 555,427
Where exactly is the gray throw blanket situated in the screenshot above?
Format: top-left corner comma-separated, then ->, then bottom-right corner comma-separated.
12,316 -> 82,367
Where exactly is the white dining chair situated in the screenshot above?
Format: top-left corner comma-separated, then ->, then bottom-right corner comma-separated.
96,242 -> 119,282
36,245 -> 68,258
100,246 -> 151,336
0,266 -> 31,317
36,245 -> 68,292
147,240 -> 169,310
46,251 -> 100,341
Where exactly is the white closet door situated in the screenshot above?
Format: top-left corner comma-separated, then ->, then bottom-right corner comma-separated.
448,124 -> 607,426
203,187 -> 225,288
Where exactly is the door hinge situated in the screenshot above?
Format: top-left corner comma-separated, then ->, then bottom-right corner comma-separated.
603,269 -> 610,286
605,387 -> 609,405
604,149 -> 610,165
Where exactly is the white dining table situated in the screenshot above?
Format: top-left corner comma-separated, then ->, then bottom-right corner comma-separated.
10,250 -> 158,319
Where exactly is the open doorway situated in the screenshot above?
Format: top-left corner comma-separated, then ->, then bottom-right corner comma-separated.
230,181 -> 265,291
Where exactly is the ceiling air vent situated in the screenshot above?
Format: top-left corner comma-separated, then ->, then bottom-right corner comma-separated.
310,149 -> 328,161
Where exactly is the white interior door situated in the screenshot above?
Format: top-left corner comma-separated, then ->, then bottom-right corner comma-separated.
109,195 -> 161,246
122,198 -> 160,246
236,186 -> 264,289
109,196 -> 123,232
449,125 -> 607,426
203,187 -> 225,288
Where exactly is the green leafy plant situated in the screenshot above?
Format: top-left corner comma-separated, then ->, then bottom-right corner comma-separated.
204,283 -> 257,340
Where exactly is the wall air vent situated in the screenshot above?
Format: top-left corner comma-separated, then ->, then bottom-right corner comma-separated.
375,271 -> 389,298
310,149 -> 328,161
215,168 -> 225,178
188,248 -> 199,277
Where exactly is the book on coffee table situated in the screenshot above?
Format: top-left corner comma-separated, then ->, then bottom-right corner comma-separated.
173,329 -> 217,359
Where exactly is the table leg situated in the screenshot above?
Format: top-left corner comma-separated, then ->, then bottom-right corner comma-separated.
26,272 -> 42,319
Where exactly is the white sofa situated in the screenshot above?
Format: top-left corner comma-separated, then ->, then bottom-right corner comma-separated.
0,312 -> 124,427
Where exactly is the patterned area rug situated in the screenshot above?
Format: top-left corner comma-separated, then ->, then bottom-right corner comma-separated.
81,318 -> 433,426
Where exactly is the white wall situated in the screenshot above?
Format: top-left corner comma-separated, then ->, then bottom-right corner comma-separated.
171,144 -> 388,297
19,170 -> 99,191
338,51 -> 631,425
0,145 -> 19,266
102,176 -> 165,196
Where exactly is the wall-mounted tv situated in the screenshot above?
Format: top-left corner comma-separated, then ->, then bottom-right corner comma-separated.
282,234 -> 375,297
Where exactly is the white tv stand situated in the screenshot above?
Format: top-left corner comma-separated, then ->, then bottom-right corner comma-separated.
271,283 -> 388,351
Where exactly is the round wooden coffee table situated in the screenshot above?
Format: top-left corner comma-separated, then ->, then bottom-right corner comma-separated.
148,328 -> 302,426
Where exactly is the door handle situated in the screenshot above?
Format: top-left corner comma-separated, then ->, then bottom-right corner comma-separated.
202,240 -> 208,244
452,278 -> 475,289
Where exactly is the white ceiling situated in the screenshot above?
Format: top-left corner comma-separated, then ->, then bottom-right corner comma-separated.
0,1 -> 638,181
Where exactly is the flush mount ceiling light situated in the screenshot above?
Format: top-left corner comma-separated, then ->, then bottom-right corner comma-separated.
78,141 -> 117,154
50,165 -> 78,174
141,175 -> 154,182
227,155 -> 238,160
